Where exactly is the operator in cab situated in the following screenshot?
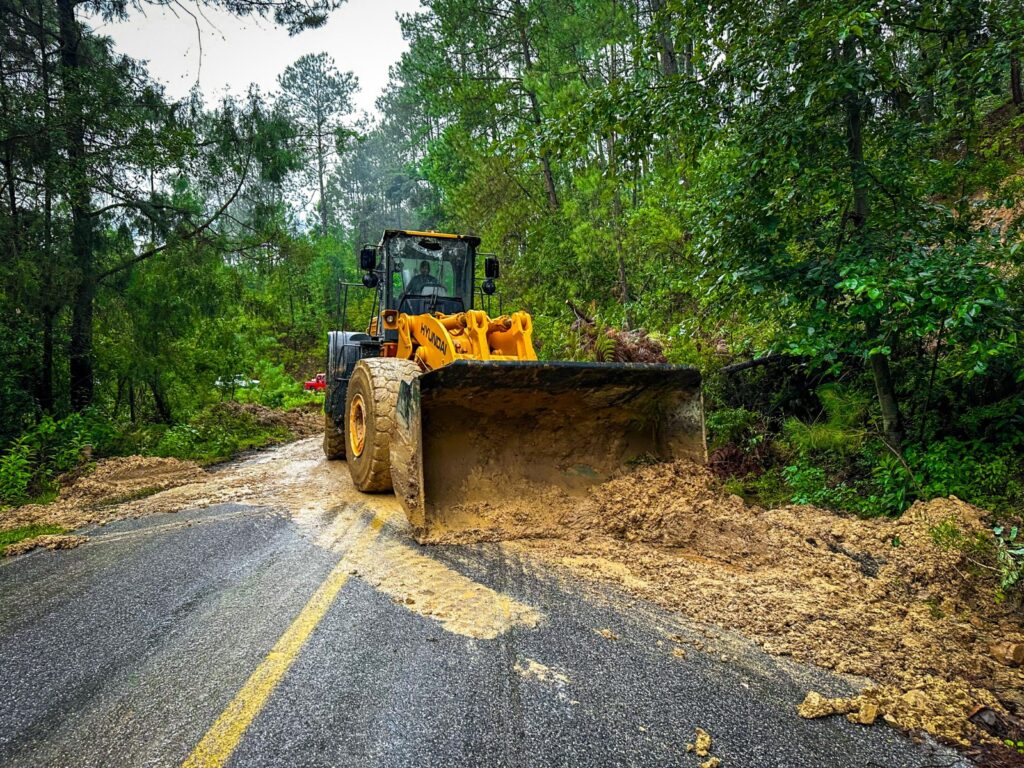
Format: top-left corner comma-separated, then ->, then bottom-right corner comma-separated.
405,260 -> 441,295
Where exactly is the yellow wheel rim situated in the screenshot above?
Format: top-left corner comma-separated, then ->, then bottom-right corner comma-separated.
349,393 -> 367,457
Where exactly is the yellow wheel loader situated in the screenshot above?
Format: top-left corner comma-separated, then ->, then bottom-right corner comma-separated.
324,230 -> 706,536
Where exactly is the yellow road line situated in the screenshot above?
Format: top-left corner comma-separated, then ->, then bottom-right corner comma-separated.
181,517 -> 384,768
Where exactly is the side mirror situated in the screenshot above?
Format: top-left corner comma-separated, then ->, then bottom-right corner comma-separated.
359,247 -> 377,271
484,257 -> 500,279
362,272 -> 379,289
482,278 -> 496,296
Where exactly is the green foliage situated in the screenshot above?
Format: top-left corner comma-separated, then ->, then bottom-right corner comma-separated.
155,405 -> 290,464
863,439 -> 1024,517
783,384 -> 867,457
723,466 -> 792,508
1004,739 -> 1024,756
0,442 -> 32,507
0,524 -> 68,550
784,420 -> 865,457
0,410 -> 121,506
782,464 -> 861,510
705,407 -> 760,451
237,361 -> 319,410
992,525 -> 1024,594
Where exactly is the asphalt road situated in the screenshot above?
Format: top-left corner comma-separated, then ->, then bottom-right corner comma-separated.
0,480 -> 971,767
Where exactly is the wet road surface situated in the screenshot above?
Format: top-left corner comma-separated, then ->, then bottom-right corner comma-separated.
0,445 -> 970,767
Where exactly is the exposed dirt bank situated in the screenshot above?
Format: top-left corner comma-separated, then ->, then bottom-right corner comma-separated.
0,404 -> 321,547
218,401 -> 321,438
429,460 -> 1024,748
1,456 -> 205,538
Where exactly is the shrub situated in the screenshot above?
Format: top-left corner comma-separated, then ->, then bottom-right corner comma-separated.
0,409 -> 122,506
0,441 -> 32,506
230,360 -> 318,410
706,406 -> 760,450
155,404 -> 290,463
783,418 -> 865,456
783,384 -> 867,457
782,463 -> 861,510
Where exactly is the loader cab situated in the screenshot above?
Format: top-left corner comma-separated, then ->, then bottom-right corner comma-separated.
380,231 -> 479,318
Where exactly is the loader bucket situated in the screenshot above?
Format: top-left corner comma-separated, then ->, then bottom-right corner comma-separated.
389,360 -> 705,537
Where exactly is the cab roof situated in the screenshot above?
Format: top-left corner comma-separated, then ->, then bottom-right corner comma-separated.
382,229 -> 481,247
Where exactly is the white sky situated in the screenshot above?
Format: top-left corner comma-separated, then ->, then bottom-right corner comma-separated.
88,0 -> 424,115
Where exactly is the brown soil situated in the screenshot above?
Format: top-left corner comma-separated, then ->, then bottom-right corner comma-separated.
0,404 -> 321,548
1,456 -> 205,537
219,401 -> 322,438
3,534 -> 88,557
427,459 -> 1024,747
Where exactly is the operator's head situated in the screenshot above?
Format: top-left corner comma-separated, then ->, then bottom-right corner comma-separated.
419,260 -> 431,275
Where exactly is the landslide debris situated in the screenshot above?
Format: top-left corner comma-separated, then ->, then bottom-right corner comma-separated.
217,401 -> 321,438
2,533 -> 87,557
798,678 -> 1008,746
438,459 -> 1024,747
0,404 -> 321,553
1,456 -> 205,541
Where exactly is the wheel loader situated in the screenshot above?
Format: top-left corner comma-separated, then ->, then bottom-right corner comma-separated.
324,230 -> 706,536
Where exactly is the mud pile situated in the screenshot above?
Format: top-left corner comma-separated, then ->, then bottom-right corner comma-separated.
217,401 -> 321,438
469,460 -> 1024,747
3,533 -> 88,557
1,456 -> 205,535
562,461 -> 769,563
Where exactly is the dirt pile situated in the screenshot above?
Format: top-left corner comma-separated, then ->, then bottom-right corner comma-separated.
1,456 -> 205,536
562,461 -> 768,563
798,678 -> 1009,746
3,534 -> 87,557
458,460 -> 1024,747
218,402 -> 321,438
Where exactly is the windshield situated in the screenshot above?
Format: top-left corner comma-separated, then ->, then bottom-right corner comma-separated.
386,235 -> 473,314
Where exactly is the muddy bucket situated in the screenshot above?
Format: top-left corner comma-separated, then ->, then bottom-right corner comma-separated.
389,360 -> 705,536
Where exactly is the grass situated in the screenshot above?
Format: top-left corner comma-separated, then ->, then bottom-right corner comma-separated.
0,523 -> 68,549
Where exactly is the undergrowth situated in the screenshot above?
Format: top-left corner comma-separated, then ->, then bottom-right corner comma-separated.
708,380 -> 1024,598
0,363 -> 315,507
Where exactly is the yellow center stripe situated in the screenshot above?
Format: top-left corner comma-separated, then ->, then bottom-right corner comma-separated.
181,517 -> 384,768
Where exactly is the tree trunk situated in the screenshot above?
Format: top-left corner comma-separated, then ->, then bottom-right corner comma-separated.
513,3 -> 559,212
149,377 -> 172,423
1012,56 -> 1023,108
871,351 -> 904,447
648,0 -> 678,76
57,0 -> 95,410
317,132 -> 329,234
113,376 -> 124,418
844,39 -> 903,448
39,311 -> 55,412
69,276 -> 94,409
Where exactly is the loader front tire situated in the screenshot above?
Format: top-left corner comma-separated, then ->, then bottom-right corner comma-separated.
323,411 -> 345,460
345,358 -> 420,492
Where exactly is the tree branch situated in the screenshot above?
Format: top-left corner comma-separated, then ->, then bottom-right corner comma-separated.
96,150 -> 252,283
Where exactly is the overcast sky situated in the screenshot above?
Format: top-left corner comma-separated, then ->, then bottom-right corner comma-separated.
88,0 -> 424,116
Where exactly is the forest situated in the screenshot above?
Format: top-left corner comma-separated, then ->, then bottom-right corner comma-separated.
1,0 -> 1022,586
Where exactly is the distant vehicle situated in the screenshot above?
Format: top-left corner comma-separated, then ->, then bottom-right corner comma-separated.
215,376 -> 260,390
304,373 -> 327,391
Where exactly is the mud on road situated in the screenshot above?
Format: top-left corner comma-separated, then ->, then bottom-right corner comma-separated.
422,460 -> 1024,750
3,437 -> 1022,756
